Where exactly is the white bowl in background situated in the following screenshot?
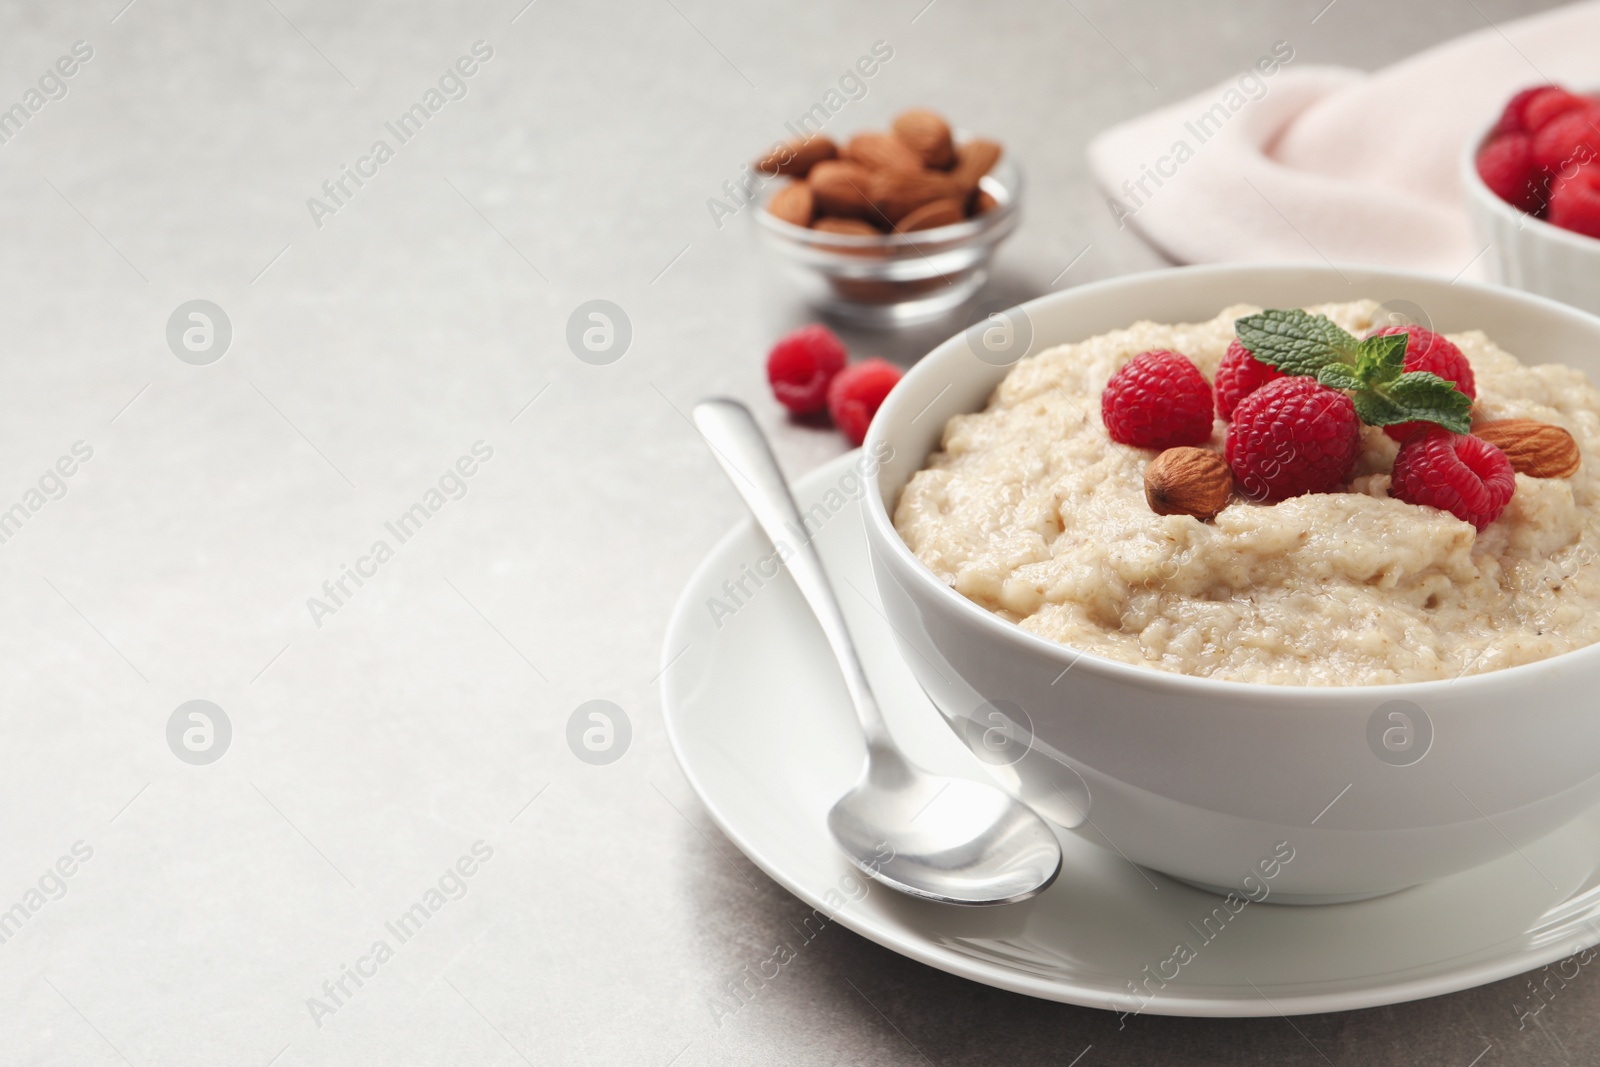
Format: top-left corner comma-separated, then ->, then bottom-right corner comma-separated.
863,263 -> 1600,903
1461,108 -> 1600,316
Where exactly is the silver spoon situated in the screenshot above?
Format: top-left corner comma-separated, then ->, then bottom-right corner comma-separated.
692,398 -> 1062,906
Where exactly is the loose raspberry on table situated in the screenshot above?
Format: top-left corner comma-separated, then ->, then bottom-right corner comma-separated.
1225,377 -> 1360,502
1101,350 -> 1213,449
1367,325 -> 1477,442
1476,133 -> 1549,214
827,357 -> 902,446
766,324 -> 847,415
1214,338 -> 1287,420
1550,165 -> 1600,238
1390,429 -> 1516,531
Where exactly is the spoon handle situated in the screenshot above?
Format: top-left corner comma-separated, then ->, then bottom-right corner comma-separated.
692,398 -> 893,751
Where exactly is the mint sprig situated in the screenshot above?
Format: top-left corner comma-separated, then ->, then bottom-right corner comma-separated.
1234,309 -> 1472,434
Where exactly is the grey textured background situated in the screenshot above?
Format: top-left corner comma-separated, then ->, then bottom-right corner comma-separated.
0,0 -> 1589,1064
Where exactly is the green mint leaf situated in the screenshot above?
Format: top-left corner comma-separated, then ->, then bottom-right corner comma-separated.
1234,309 -> 1362,377
1353,333 -> 1407,387
1234,311 -> 1473,435
1378,372 -> 1474,433
1353,372 -> 1473,433
1351,390 -> 1406,427
1316,365 -> 1362,391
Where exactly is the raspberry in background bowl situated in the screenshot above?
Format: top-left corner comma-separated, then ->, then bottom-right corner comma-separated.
1463,85 -> 1600,316
1474,86 -> 1600,232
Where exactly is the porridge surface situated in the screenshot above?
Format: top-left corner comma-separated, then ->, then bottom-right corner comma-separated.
893,301 -> 1600,685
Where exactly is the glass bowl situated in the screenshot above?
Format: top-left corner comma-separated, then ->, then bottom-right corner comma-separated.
753,152 -> 1022,328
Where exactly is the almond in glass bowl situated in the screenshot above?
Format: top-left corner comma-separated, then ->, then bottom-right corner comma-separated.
753,110 -> 1022,327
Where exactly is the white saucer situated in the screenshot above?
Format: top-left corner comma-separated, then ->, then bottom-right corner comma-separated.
661,452 -> 1600,1017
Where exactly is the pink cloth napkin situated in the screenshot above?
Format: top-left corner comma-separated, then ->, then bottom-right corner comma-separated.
1087,1 -> 1600,277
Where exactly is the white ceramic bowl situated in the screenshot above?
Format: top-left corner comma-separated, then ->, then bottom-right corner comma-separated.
863,264 -> 1600,903
1461,110 -> 1600,316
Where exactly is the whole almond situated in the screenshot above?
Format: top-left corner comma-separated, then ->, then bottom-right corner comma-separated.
1145,447 -> 1233,521
812,216 -> 881,236
755,135 -> 837,178
870,168 -> 965,223
950,138 -> 1003,191
1473,419 -> 1581,478
767,181 -> 813,227
809,161 -> 879,220
970,189 -> 999,215
842,131 -> 924,173
895,197 -> 965,233
891,109 -> 955,169
813,216 -> 885,256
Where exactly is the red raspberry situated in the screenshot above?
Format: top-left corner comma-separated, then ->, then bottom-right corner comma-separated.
1101,350 -> 1213,449
1522,87 -> 1590,132
1530,107 -> 1600,173
1476,133 -> 1549,214
1225,377 -> 1360,502
1390,429 -> 1516,531
1493,85 -> 1558,136
827,358 -> 902,446
1214,338 -> 1287,420
1367,326 -> 1477,442
766,324 -> 847,414
1549,165 -> 1600,238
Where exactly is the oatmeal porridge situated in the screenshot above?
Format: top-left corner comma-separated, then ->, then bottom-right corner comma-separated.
892,301 -> 1600,685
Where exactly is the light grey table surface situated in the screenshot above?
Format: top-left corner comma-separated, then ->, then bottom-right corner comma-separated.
0,0 -> 1592,1064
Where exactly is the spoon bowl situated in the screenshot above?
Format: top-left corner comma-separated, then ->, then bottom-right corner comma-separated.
828,763 -> 1063,904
